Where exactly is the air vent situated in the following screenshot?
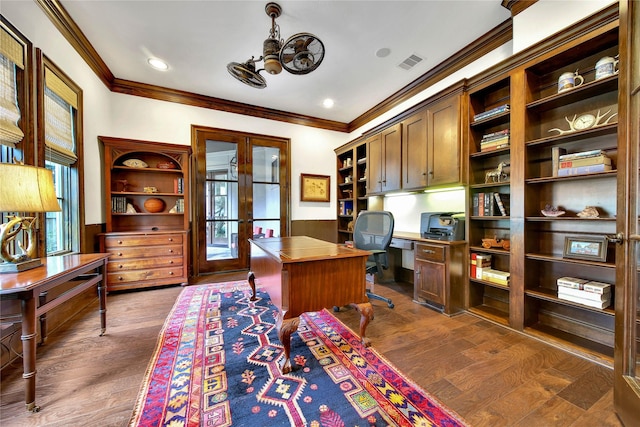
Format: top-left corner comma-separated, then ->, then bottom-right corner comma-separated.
398,53 -> 424,70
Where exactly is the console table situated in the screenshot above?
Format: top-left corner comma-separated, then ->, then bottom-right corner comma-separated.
248,236 -> 373,373
0,253 -> 110,412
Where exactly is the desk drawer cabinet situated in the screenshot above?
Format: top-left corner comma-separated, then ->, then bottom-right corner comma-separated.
413,241 -> 465,315
100,231 -> 188,291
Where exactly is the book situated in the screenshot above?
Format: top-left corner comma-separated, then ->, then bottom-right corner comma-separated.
481,129 -> 510,141
558,286 -> 610,302
470,253 -> 477,278
483,191 -> 495,216
558,149 -> 604,161
557,293 -> 611,309
482,268 -> 510,285
551,147 -> 567,177
557,277 -> 590,289
480,142 -> 510,152
474,104 -> 510,121
493,193 -> 509,216
475,254 -> 492,279
477,192 -> 485,216
557,163 -> 612,176
472,193 -> 480,216
583,281 -> 612,294
559,154 -> 611,169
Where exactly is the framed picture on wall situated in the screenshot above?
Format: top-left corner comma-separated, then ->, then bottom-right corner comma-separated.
300,173 -> 330,202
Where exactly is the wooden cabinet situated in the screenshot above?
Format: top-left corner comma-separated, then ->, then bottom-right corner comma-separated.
427,94 -> 462,187
465,21 -> 622,364
99,136 -> 191,291
414,241 -> 465,315
401,111 -> 428,190
335,140 -> 367,244
367,123 -> 401,194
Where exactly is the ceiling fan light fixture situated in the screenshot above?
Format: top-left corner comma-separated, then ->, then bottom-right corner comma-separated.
227,2 -> 325,88
263,37 -> 283,75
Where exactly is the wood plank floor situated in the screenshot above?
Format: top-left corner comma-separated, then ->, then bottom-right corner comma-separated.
0,278 -> 624,426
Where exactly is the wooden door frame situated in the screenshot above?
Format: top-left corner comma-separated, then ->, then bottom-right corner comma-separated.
614,1 -> 640,424
190,125 -> 291,278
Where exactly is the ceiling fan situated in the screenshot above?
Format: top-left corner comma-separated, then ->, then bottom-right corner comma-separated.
227,2 -> 325,89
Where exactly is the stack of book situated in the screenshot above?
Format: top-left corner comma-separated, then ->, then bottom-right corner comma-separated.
470,253 -> 492,279
481,268 -> 510,286
473,104 -> 510,122
472,192 -> 509,216
480,129 -> 510,152
175,198 -> 185,213
553,149 -> 612,177
556,276 -> 612,309
111,196 -> 128,213
174,177 -> 184,194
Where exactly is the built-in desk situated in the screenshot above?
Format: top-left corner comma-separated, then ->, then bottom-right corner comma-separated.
389,232 -> 466,315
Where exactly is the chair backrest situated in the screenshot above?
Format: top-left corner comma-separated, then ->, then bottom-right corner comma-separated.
353,211 -> 395,252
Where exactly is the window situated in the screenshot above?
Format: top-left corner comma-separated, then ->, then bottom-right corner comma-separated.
37,51 -> 83,255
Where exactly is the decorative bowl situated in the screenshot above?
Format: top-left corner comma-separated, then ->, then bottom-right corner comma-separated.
123,158 -> 148,168
143,197 -> 165,213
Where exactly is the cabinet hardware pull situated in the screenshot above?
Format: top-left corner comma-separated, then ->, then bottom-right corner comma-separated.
118,276 -> 123,281
168,238 -> 173,242
118,265 -> 123,269
169,249 -> 173,253
117,252 -> 122,256
117,240 -> 123,244
606,232 -> 624,244
423,249 -> 435,254
629,234 -> 640,242
169,271 -> 174,275
169,260 -> 173,264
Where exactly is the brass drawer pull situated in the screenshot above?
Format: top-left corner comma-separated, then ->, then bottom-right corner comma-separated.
422,249 -> 436,254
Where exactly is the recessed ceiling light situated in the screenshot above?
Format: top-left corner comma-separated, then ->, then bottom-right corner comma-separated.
148,58 -> 169,71
323,98 -> 334,108
375,48 -> 391,58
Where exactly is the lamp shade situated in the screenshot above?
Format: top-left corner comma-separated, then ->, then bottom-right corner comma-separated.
0,163 -> 61,212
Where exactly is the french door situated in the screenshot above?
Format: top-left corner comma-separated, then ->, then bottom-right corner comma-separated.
614,1 -> 640,424
192,126 -> 289,275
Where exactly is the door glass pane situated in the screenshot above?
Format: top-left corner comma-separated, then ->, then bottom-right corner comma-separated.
206,141 -> 238,260
253,146 -> 280,238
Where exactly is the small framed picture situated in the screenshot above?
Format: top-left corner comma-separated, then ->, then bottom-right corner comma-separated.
563,236 -> 608,262
300,173 -> 330,202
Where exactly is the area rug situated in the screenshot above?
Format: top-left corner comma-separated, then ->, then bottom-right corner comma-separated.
129,281 -> 468,426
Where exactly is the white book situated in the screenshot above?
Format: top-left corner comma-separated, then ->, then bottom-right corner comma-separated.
557,293 -> 610,309
558,286 -> 610,302
583,281 -> 612,294
557,277 -> 589,289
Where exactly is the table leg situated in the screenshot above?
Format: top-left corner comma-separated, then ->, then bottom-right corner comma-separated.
276,312 -> 300,374
349,302 -> 374,347
247,271 -> 257,301
98,274 -> 107,336
21,296 -> 40,412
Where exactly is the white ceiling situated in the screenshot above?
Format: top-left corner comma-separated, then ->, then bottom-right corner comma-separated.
59,1 -> 512,124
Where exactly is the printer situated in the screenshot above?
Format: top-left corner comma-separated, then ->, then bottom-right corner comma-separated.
420,212 -> 465,241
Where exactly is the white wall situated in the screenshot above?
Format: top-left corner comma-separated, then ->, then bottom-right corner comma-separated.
3,0 -> 618,228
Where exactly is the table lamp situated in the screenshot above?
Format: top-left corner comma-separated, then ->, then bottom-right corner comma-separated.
0,163 -> 61,273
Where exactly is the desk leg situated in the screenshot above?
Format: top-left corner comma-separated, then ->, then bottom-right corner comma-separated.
247,271 -> 257,301
98,273 -> 107,336
349,302 -> 374,347
276,312 -> 300,374
21,296 -> 39,412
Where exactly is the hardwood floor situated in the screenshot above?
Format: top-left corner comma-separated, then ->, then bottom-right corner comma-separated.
0,278 -> 623,426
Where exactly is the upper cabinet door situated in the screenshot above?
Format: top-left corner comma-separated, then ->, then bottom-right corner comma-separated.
427,94 -> 461,187
401,111 -> 428,191
381,123 -> 402,192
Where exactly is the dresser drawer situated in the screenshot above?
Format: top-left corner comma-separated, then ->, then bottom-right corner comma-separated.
106,256 -> 183,272
106,244 -> 183,259
103,233 -> 183,248
107,266 -> 185,285
415,243 -> 445,262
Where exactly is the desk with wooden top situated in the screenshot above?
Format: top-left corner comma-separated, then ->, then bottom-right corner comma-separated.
248,236 -> 373,373
0,253 -> 110,412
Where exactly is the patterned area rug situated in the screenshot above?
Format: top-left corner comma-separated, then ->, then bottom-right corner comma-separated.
129,282 -> 468,426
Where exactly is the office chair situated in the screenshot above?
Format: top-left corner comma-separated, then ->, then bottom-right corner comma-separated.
353,210 -> 395,308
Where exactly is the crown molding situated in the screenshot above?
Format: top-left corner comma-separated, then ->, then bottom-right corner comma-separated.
501,0 -> 539,17
37,0 -> 512,134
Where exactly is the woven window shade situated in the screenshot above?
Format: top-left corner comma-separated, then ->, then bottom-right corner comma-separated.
44,67 -> 77,165
0,26 -> 25,148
